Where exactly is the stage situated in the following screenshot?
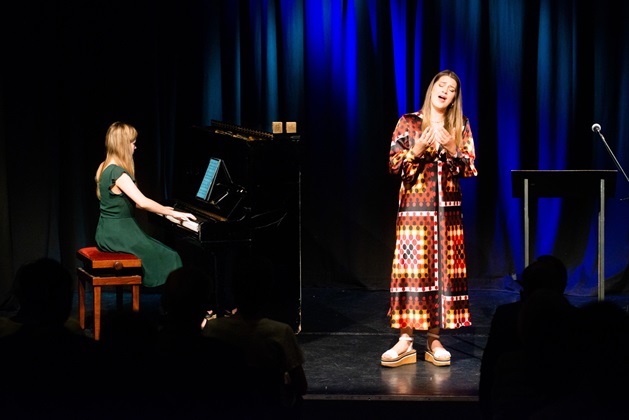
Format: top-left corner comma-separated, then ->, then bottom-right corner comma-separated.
297,286 -> 629,418
70,285 -> 629,419
298,287 -> 497,419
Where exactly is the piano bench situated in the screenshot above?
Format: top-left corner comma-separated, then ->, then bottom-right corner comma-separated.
76,247 -> 143,340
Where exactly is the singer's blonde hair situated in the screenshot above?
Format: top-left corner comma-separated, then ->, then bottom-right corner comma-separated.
420,69 -> 464,148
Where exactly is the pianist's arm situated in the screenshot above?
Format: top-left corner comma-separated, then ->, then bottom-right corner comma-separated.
114,172 -> 196,222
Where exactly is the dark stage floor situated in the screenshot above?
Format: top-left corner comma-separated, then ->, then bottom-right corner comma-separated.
69,286 -> 629,419
296,287 -> 629,418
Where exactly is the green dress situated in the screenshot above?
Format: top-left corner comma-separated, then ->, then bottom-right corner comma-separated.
95,164 -> 182,287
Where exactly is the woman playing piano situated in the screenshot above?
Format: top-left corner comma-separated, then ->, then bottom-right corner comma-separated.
94,121 -> 196,288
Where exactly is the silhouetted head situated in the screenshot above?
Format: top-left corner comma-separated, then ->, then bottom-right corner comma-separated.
518,255 -> 568,300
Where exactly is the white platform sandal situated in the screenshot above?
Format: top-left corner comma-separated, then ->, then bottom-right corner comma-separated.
425,332 -> 451,366
381,336 -> 417,367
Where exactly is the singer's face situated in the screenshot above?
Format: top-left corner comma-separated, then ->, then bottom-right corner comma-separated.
430,76 -> 457,112
130,139 -> 137,155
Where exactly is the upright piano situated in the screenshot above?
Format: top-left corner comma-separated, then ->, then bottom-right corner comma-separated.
149,120 -> 302,331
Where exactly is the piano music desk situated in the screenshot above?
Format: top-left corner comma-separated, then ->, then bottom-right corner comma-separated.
76,247 -> 143,340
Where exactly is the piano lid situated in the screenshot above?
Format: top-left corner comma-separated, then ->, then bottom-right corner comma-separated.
174,121 -> 300,207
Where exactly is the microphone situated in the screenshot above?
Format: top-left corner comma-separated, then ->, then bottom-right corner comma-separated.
592,123 -> 629,193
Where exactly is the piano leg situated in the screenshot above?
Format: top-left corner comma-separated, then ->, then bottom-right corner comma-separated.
175,236 -> 250,316
212,243 -> 240,315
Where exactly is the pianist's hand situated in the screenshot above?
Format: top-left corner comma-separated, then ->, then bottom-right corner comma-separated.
172,210 -> 197,222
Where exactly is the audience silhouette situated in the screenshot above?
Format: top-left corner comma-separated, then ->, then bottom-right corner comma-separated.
98,308 -> 161,418
156,265 -> 241,418
0,257 -> 101,418
202,254 -> 308,419
0,256 -> 306,419
479,255 -> 571,419
480,255 -> 629,419
530,299 -> 629,419
4,253 -> 628,419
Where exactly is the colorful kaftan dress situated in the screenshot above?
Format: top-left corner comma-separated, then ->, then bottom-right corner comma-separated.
388,112 -> 477,331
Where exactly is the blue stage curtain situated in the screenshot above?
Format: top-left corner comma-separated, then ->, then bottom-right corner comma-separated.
2,0 -> 629,299
193,0 -> 629,293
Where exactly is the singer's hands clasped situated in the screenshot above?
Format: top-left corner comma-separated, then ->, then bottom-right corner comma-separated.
411,126 -> 457,157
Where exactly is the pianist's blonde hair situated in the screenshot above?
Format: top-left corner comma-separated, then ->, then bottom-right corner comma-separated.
95,122 -> 137,200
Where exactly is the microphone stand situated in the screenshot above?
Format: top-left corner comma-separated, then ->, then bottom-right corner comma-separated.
594,127 -> 629,199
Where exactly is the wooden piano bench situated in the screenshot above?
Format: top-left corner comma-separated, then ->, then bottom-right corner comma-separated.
76,247 -> 143,340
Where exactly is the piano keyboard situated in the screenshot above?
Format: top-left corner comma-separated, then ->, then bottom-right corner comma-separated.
157,214 -> 200,233
174,201 -> 227,222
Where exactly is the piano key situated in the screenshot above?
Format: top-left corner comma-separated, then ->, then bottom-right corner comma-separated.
159,214 -> 200,233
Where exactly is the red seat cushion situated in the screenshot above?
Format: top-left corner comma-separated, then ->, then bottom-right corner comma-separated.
78,247 -> 138,261
77,247 -> 142,270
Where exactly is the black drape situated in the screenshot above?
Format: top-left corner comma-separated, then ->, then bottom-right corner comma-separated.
1,0 -> 628,311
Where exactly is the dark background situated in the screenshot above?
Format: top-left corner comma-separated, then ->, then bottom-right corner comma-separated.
1,0 -> 628,309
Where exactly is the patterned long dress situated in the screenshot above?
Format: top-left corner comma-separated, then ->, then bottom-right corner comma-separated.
388,112 -> 477,331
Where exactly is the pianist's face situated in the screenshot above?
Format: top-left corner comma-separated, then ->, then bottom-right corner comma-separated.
130,139 -> 137,155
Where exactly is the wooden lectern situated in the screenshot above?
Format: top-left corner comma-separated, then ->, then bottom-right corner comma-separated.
511,170 -> 617,300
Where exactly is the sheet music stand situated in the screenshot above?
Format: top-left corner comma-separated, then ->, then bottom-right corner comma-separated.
511,170 -> 617,300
